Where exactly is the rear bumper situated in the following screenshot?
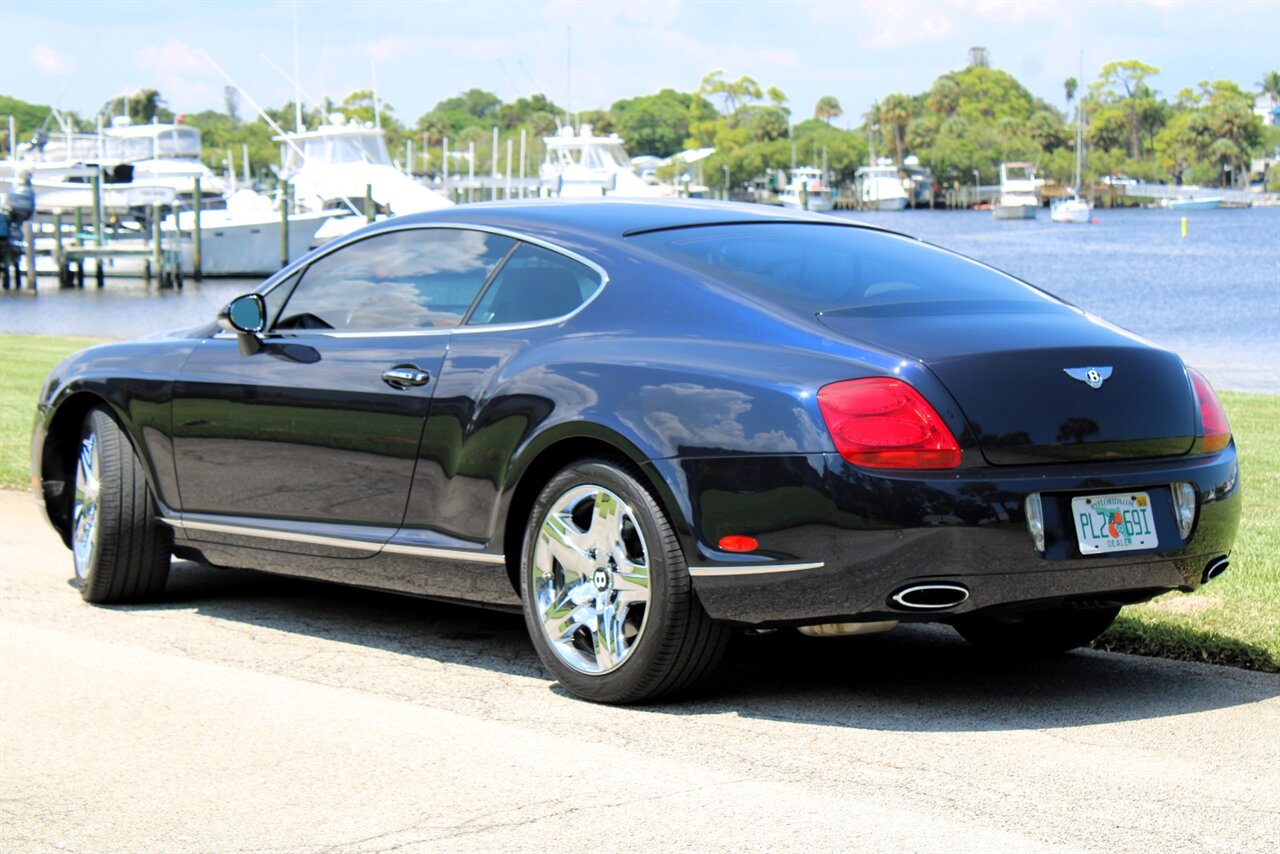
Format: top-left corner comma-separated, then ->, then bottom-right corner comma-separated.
650,447 -> 1241,626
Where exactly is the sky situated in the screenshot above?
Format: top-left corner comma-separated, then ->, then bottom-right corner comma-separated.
1,0 -> 1278,131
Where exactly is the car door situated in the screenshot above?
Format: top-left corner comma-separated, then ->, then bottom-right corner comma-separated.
171,226 -> 516,557
378,240 -> 606,604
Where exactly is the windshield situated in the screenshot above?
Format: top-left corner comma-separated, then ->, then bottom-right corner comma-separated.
104,128 -> 201,162
630,223 -> 1066,315
285,132 -> 389,169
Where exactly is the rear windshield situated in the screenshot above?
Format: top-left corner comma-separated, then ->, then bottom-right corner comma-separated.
629,223 -> 1064,315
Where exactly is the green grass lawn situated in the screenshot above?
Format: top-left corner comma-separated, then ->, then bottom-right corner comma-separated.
1,333 -> 1276,671
1096,390 -> 1280,671
0,334 -> 107,491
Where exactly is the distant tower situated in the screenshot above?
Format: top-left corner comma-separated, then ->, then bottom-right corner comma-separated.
968,46 -> 991,68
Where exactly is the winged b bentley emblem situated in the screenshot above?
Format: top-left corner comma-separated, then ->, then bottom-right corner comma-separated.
1064,366 -> 1113,389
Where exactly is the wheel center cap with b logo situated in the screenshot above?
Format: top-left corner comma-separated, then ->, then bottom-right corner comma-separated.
593,567 -> 612,592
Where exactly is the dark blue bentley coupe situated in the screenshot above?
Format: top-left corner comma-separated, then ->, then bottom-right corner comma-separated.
31,200 -> 1241,703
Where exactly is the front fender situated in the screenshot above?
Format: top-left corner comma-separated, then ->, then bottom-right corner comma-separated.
32,338 -> 199,539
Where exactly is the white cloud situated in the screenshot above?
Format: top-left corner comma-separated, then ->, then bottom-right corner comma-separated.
367,36 -> 420,63
31,44 -> 72,74
807,1 -> 957,49
544,0 -> 683,29
134,40 -> 204,74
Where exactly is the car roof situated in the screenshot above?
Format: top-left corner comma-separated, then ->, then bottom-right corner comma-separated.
387,198 -> 904,243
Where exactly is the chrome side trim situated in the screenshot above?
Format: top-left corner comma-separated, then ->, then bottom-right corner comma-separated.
169,518 -> 384,553
382,542 -> 506,564
162,517 -> 506,564
687,561 -> 824,577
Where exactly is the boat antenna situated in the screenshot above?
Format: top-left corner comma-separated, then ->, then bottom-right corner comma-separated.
371,56 -> 381,130
565,25 -> 572,130
498,59 -> 524,100
261,53 -> 320,112
292,0 -> 302,132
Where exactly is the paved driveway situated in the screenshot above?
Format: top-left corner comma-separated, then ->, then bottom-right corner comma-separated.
2,489 -> 1277,852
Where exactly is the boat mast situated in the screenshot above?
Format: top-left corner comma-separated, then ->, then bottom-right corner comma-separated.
1074,51 -> 1084,194
292,1 -> 302,133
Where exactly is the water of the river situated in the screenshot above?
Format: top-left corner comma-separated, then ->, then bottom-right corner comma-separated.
2,205 -> 1277,393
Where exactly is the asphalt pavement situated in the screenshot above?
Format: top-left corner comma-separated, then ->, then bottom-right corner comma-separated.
2,489 -> 1277,853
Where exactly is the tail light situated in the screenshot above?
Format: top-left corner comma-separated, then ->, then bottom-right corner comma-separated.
1188,368 -> 1231,453
817,378 -> 961,469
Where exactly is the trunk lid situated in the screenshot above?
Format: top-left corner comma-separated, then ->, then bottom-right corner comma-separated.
818,301 -> 1196,465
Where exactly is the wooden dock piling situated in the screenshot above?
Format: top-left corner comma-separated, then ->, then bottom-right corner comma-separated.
192,176 -> 203,280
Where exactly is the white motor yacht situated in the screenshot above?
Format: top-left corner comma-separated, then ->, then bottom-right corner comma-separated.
854,162 -> 908,211
779,166 -> 835,211
994,162 -> 1039,220
0,114 -> 180,212
100,117 -> 224,203
277,116 -> 452,243
162,189 -> 336,276
540,125 -> 663,197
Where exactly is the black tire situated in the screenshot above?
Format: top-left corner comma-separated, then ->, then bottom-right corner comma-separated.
520,459 -> 728,704
70,407 -> 172,604
952,605 -> 1121,657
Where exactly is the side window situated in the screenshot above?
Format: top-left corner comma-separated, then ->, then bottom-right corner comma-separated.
274,228 -> 514,332
467,243 -> 600,326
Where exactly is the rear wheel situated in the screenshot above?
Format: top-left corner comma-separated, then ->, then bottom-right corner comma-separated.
952,606 -> 1120,657
71,407 -> 171,603
520,460 -> 728,704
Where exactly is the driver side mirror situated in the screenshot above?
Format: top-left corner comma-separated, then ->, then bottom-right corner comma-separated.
218,293 -> 266,356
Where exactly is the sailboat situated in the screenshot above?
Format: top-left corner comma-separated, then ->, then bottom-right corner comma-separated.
1052,64 -> 1093,224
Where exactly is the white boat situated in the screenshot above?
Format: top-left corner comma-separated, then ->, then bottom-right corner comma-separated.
1,115 -> 221,211
779,167 -> 835,211
1167,197 -> 1223,210
162,189 -> 336,276
540,125 -> 663,197
901,156 -> 935,207
994,162 -> 1039,220
277,116 -> 452,242
1050,196 -> 1093,223
100,117 -> 224,203
10,166 -> 177,212
854,162 -> 908,211
1051,83 -> 1094,225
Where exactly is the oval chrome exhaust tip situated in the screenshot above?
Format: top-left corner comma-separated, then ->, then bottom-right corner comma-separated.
891,583 -> 970,610
1201,557 -> 1229,585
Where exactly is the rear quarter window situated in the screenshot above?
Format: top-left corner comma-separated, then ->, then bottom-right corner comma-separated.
629,223 -> 1062,315
467,243 -> 601,326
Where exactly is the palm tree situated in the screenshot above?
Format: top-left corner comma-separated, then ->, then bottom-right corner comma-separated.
1064,76 -> 1078,114
879,93 -> 912,164
814,95 -> 842,125
1259,70 -> 1280,105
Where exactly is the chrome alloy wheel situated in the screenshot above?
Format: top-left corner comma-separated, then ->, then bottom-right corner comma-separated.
531,484 -> 652,675
72,431 -> 101,580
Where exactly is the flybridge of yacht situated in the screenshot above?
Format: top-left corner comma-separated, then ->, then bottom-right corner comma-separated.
275,123 -> 393,170
18,116 -> 203,165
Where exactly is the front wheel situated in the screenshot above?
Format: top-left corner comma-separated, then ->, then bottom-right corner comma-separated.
952,606 -> 1121,657
71,407 -> 172,603
520,460 -> 728,704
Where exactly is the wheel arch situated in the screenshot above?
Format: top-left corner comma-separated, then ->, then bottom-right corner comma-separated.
40,391 -> 156,544
498,427 -> 693,594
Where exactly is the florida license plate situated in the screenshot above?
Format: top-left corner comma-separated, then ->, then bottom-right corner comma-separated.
1070,492 -> 1158,554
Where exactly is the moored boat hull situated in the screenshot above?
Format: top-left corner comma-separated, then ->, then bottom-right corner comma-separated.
993,203 -> 1037,220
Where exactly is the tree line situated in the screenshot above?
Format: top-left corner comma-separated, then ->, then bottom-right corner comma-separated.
3,54 -> 1277,191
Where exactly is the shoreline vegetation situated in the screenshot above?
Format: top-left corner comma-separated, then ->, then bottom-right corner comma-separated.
3,55 -> 1279,196
1,333 -> 1274,673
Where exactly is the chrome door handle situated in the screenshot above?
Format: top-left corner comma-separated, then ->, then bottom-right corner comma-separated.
381,365 -> 430,389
